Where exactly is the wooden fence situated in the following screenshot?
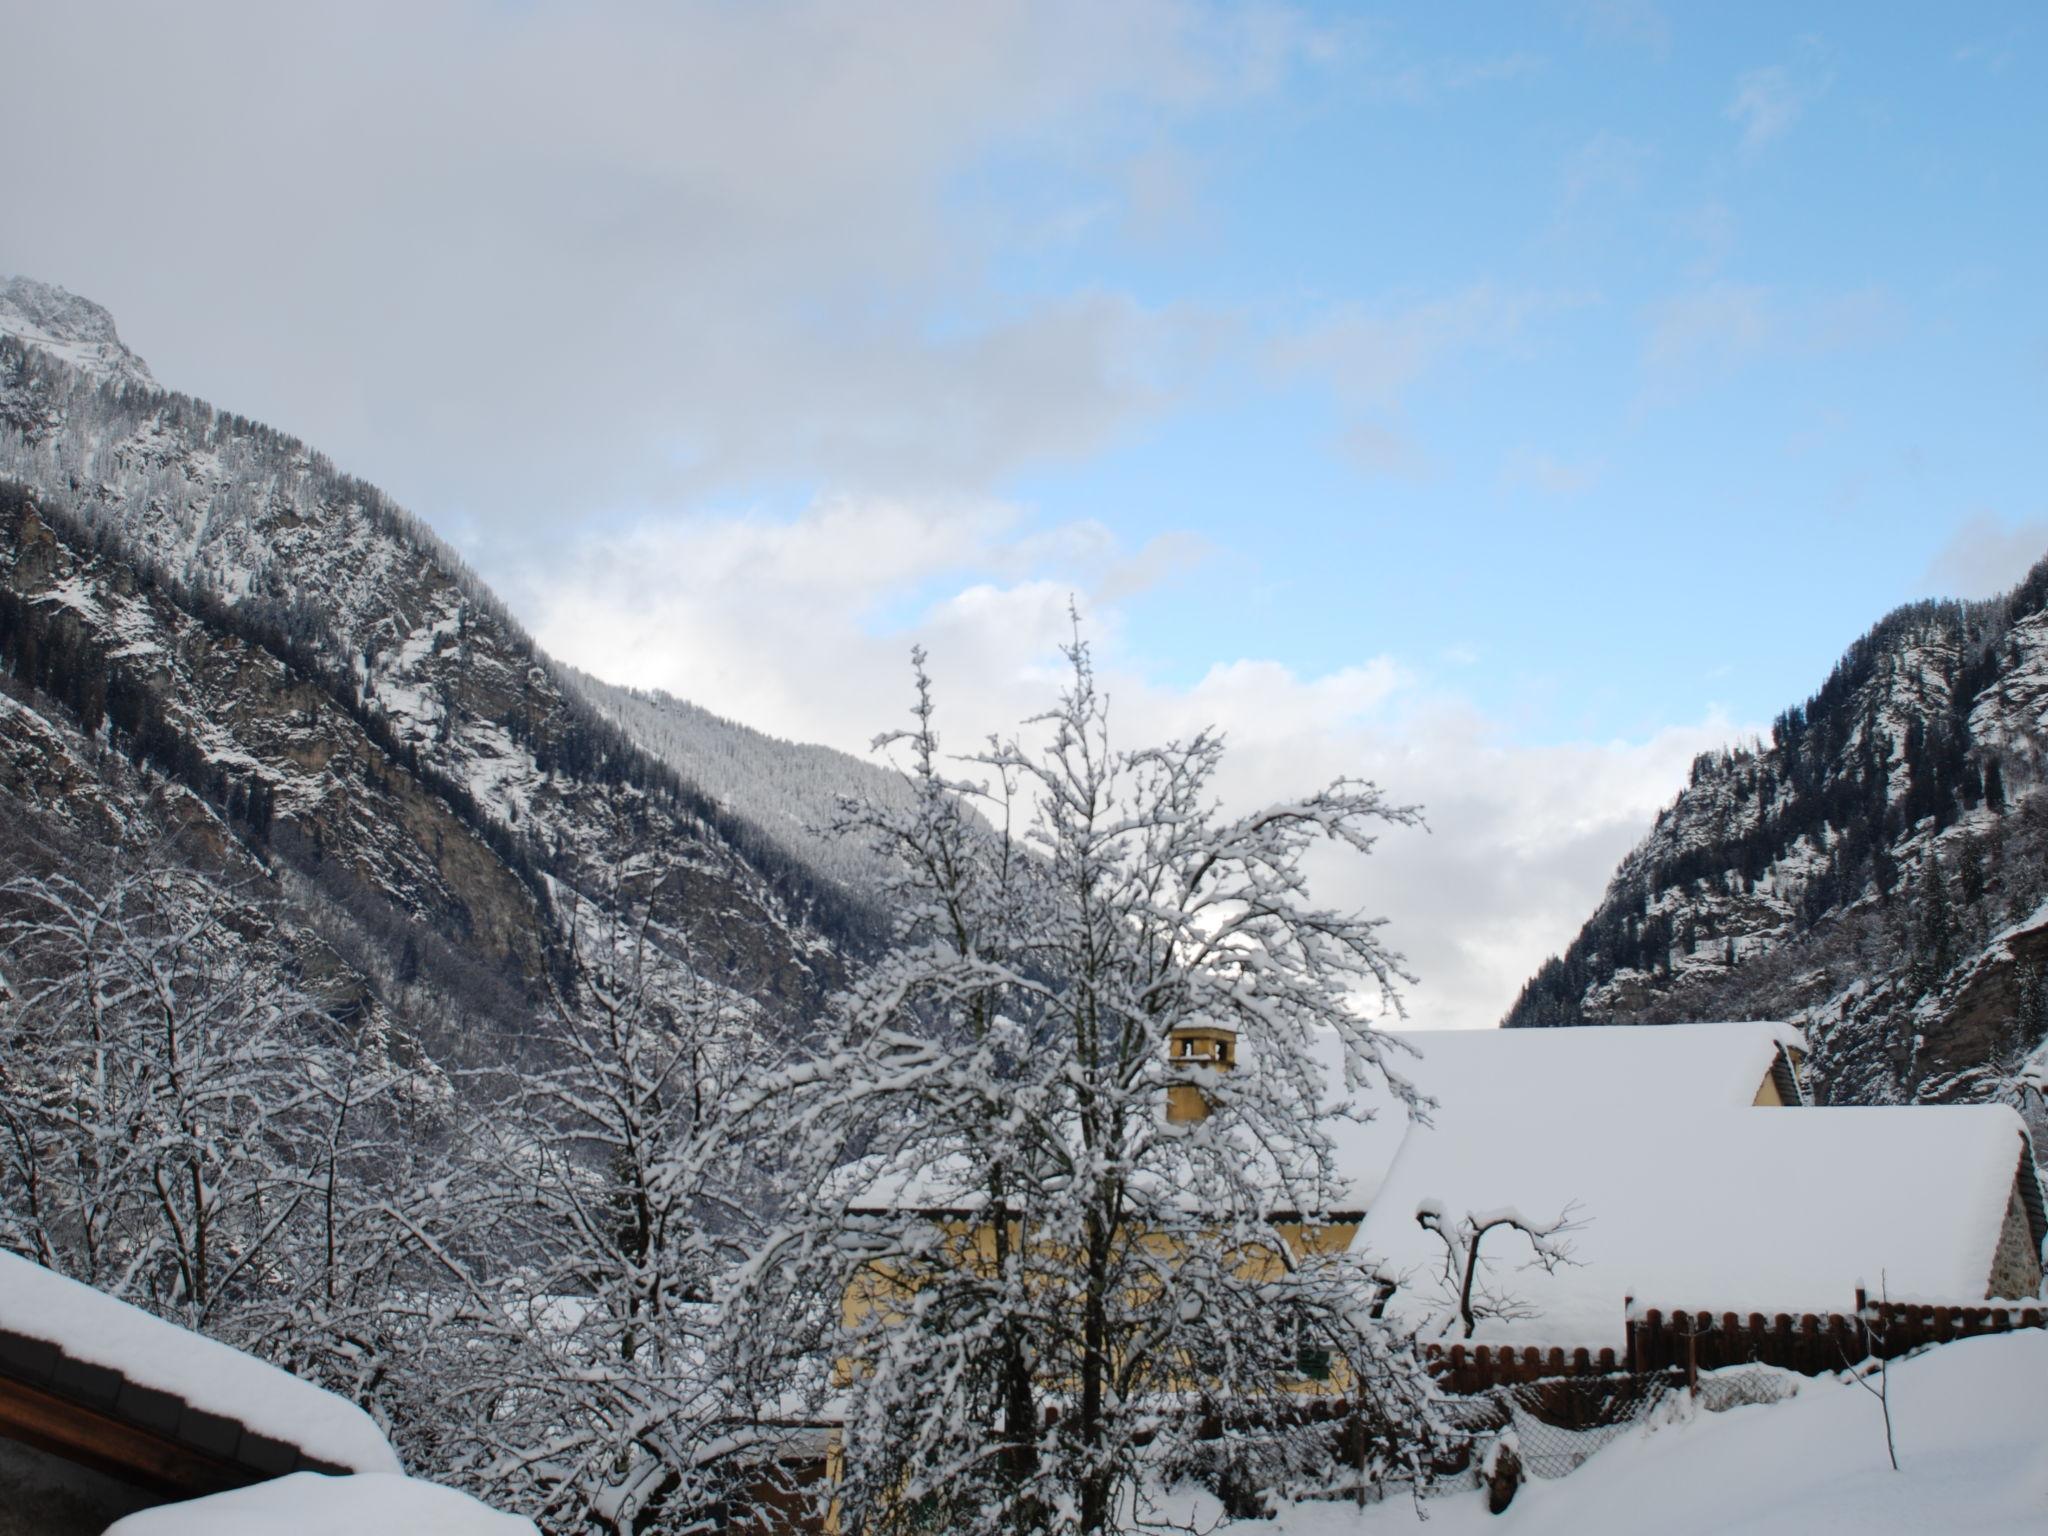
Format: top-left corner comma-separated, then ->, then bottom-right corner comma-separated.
1423,1294 -> 2047,1394
1422,1342 -> 1625,1395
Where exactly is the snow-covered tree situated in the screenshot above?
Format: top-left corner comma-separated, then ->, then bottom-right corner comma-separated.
426,880 -> 787,1535
0,853 -> 359,1328
733,636 -> 1457,1535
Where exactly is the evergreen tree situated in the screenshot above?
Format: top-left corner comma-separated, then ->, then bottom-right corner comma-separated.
1910,853 -> 1958,997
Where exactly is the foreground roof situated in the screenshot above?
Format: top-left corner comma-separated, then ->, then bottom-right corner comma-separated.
104,1471 -> 538,1535
0,1251 -> 401,1487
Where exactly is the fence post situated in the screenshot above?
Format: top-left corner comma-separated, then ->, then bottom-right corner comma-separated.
1854,1285 -> 1868,1366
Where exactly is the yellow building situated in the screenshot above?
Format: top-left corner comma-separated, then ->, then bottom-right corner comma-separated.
839,1022 -> 1362,1379
841,1019 -> 2042,1373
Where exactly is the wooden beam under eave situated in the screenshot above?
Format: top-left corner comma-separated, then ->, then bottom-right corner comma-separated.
0,1374 -> 256,1500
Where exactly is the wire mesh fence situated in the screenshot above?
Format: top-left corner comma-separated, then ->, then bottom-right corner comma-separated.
1408,1363 -> 1802,1496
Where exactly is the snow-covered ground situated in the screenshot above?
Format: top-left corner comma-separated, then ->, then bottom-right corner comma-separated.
1172,1332 -> 2048,1535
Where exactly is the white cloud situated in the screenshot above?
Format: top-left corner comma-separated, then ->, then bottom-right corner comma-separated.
1276,285 -> 1586,479
531,494 -> 1740,1031
1642,278 -> 1902,400
1279,285 -> 1559,415
1919,515 -> 2048,601
1503,448 -> 1602,497
0,1 -> 1301,532
1726,52 -> 1833,154
1643,280 -> 1773,394
1952,36 -> 2019,73
1560,131 -> 1656,210
1570,0 -> 1672,58
1338,422 -> 1433,480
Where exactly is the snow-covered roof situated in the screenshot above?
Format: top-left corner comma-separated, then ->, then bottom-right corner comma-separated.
1323,1022 -> 1805,1208
0,1250 -> 401,1477
1358,1098 -> 2036,1348
822,1023 -> 2035,1349
104,1472 -> 537,1535
840,1023 -> 1807,1217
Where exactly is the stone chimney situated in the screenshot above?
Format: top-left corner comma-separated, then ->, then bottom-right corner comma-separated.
1165,1024 -> 1236,1123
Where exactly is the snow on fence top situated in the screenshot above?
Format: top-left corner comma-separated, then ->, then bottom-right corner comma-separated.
0,1250 -> 401,1477
1359,1097 -> 2034,1348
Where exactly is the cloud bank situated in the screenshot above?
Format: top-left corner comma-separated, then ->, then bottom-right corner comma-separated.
530,498 -> 1739,1030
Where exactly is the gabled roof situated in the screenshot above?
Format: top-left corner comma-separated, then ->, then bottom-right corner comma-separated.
0,1251 -> 400,1497
1355,1092 -> 2037,1348
840,1023 -> 1808,1218
1322,1022 -> 1807,1208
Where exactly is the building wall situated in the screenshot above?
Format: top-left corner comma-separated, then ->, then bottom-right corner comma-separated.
0,1437 -> 158,1536
1988,1174 -> 2044,1299
1749,1047 -> 1806,1106
838,1215 -> 1362,1385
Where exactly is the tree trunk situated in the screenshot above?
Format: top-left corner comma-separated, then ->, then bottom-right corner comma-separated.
1079,1208 -> 1111,1534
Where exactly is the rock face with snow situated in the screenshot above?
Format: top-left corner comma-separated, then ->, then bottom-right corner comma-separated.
0,276 -> 156,390
0,280 -> 886,1080
1506,574 -> 2048,1120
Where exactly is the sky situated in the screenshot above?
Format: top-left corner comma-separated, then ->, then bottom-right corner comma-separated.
3,2 -> 2044,1029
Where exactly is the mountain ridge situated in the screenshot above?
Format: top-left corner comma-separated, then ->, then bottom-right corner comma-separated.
0,278 -> 889,1079
1506,560 -> 2048,1126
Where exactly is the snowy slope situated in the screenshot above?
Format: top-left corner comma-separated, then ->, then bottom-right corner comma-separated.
567,666 -> 918,897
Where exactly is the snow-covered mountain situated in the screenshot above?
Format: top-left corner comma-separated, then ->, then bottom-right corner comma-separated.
0,278 -> 888,1070
565,667 -> 920,897
1506,570 -> 2048,1121
0,276 -> 156,389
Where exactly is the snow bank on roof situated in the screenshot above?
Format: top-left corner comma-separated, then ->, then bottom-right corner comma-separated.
0,1252 -> 400,1476
1172,1329 -> 2048,1536
1322,1023 -> 1805,1207
838,1149 -> 985,1213
1360,1102 -> 2031,1346
104,1472 -> 537,1535
844,1024 -> 1809,1216
1364,1023 -> 1806,1121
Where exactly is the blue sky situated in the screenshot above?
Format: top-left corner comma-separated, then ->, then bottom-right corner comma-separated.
961,4 -> 2046,738
3,1 -> 2042,1025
